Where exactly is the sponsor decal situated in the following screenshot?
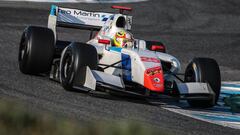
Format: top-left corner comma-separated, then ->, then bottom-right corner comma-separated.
144,66 -> 164,92
59,8 -> 101,18
121,54 -> 132,81
126,17 -> 132,26
153,77 -> 160,83
141,57 -> 160,63
145,66 -> 162,76
153,84 -> 162,88
101,15 -> 109,21
57,7 -> 115,27
110,15 -> 114,20
56,7 -> 132,30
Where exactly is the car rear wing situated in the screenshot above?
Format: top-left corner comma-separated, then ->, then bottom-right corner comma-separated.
48,5 -> 132,39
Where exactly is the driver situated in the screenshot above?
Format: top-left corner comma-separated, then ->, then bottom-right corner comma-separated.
112,30 -> 134,48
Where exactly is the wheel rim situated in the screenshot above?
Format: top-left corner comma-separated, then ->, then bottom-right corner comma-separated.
185,63 -> 199,82
19,34 -> 29,62
185,69 -> 195,82
62,50 -> 74,83
19,39 -> 25,61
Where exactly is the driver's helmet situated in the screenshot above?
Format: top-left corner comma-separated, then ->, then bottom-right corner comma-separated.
113,30 -> 134,48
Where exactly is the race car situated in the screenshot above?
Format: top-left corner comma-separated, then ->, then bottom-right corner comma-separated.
18,5 -> 221,108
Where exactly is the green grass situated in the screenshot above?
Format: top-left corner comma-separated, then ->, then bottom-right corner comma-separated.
0,99 -> 171,135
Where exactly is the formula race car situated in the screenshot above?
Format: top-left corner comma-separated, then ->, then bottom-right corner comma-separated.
18,5 -> 221,108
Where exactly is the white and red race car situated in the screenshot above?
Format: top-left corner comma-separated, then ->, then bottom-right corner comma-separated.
18,5 -> 221,108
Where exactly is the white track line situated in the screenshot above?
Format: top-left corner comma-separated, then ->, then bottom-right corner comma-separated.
163,107 -> 240,129
222,81 -> 240,84
163,82 -> 240,129
221,86 -> 240,91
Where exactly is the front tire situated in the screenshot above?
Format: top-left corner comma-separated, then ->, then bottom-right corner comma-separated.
60,42 -> 98,91
18,26 -> 55,74
184,58 -> 221,108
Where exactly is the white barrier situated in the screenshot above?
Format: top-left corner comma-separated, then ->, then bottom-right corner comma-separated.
1,0 -> 147,3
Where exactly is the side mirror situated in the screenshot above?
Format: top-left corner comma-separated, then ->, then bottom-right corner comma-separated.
146,41 -> 166,53
98,39 -> 111,50
151,45 -> 166,52
98,39 -> 111,45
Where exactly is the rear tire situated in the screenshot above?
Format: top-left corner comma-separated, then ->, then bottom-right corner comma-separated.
184,58 -> 221,108
60,42 -> 98,91
18,26 -> 55,74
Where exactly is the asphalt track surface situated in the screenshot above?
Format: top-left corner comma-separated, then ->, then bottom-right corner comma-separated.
0,0 -> 240,134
